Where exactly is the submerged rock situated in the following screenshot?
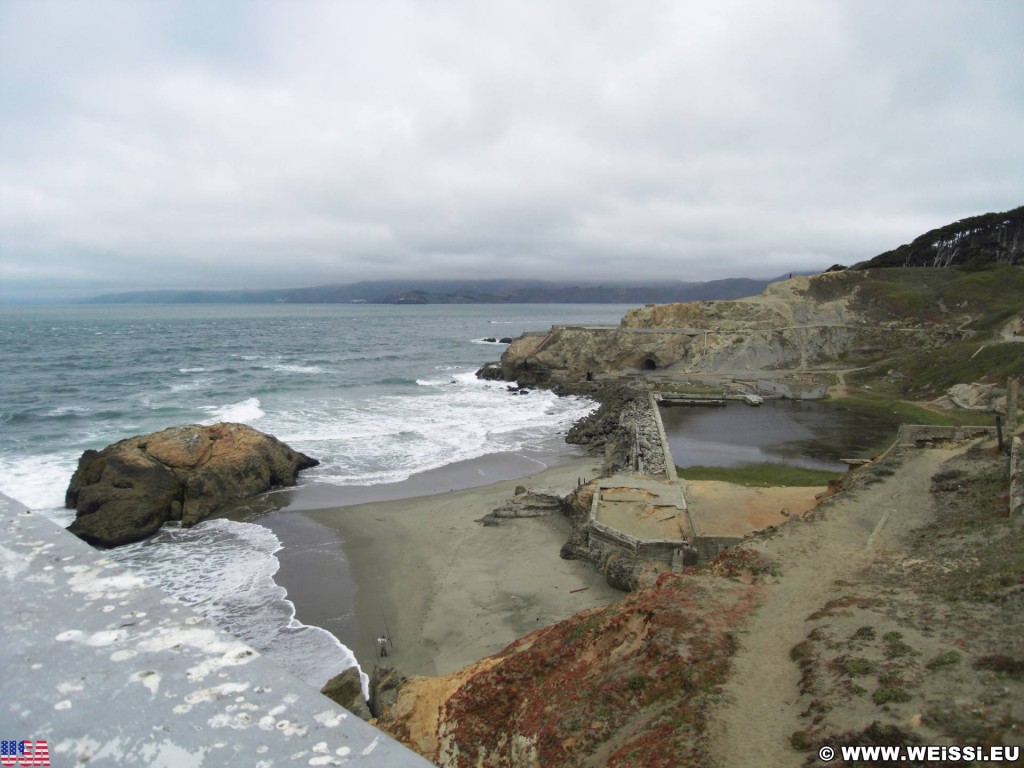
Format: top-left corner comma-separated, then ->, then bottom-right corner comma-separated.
65,422 -> 318,547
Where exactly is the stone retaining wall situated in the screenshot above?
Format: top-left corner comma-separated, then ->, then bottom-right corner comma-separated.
616,395 -> 672,478
896,424 -> 997,449
586,519 -> 689,565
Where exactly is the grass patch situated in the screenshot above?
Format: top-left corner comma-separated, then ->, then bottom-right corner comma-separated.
851,265 -> 1024,331
882,632 -> 919,660
925,650 -> 962,671
676,462 -> 840,487
845,342 -> 1023,402
872,685 -> 912,706
825,394 -> 994,428
841,657 -> 877,677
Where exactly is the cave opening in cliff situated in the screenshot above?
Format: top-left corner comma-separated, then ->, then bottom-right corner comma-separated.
643,358 -> 657,370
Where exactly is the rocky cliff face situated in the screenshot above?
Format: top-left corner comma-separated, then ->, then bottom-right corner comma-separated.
487,273 -> 959,386
373,569 -> 763,768
65,423 -> 318,547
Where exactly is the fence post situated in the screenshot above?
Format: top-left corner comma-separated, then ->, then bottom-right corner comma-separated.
1006,376 -> 1019,435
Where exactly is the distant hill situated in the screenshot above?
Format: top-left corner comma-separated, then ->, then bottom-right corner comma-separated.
83,277 -> 792,305
853,204 -> 1024,270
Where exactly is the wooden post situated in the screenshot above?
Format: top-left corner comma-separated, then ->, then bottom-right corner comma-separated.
1007,376 -> 1020,435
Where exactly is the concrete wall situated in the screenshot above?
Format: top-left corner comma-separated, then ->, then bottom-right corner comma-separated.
586,520 -> 687,566
896,424 -> 997,448
692,536 -> 743,562
648,392 -> 678,481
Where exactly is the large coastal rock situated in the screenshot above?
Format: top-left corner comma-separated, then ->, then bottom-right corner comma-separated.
65,423 -> 319,547
321,667 -> 372,720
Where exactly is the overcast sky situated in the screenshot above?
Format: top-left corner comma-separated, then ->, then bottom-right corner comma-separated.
2,1 -> 1023,302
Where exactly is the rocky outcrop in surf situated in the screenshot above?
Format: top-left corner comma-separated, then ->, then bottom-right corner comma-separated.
65,422 -> 318,547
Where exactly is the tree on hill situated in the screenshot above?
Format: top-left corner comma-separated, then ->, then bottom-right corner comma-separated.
854,205 -> 1024,270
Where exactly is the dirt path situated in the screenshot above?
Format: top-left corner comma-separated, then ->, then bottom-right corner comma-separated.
709,445 -> 963,767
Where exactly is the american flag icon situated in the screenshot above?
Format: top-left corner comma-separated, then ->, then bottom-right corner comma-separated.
0,740 -> 50,766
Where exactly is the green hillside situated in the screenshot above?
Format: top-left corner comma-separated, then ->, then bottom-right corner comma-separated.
854,205 -> 1024,270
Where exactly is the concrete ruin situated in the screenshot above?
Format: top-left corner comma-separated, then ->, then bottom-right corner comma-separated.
579,394 -> 748,581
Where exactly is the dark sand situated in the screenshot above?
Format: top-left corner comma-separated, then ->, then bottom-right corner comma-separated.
259,450 -> 622,679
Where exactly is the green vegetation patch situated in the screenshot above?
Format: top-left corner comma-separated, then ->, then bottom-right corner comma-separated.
676,462 -> 840,487
872,685 -> 913,706
882,631 -> 919,660
825,394 -> 996,428
851,265 -> 1024,329
925,650 -> 962,671
828,264 -> 1024,399
846,341 -> 1023,402
841,657 -> 877,677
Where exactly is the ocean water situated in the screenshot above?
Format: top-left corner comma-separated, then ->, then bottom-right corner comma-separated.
0,303 -> 630,688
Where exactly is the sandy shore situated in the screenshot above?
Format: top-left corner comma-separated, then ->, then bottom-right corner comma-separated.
264,453 -> 623,679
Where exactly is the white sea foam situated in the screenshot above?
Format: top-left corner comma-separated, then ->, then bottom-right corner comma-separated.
46,405 -> 92,417
200,397 -> 266,425
272,370 -> 596,486
107,518 -> 365,693
170,376 -> 213,393
272,363 -> 325,374
0,453 -> 76,515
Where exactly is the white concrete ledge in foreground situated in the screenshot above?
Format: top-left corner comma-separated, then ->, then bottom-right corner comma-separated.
0,492 -> 433,768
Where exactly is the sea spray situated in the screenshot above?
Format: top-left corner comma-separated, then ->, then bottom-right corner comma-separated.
275,371 -> 597,486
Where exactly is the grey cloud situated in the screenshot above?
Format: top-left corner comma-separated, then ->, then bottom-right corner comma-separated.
2,0 -> 1023,301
